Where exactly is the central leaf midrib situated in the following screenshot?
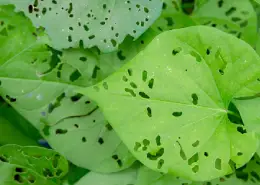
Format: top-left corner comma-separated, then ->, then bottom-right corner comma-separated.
106,92 -> 227,113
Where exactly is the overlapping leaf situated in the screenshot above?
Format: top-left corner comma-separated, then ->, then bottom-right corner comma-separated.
80,26 -> 260,181
0,105 -> 38,146
192,0 -> 257,46
0,0 -> 162,52
0,5 -> 135,172
150,0 -> 195,33
0,144 -> 68,185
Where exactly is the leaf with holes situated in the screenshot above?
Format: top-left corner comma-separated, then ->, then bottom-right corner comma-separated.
95,28 -> 157,80
150,0 -> 196,33
79,26 -> 260,181
1,0 -> 162,52
75,165 -> 138,185
0,144 -> 68,184
136,165 -> 259,185
0,5 -> 135,172
192,0 -> 257,46
0,162 -> 58,185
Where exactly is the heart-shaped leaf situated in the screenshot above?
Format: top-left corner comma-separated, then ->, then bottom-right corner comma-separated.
1,0 -> 162,52
80,26 -> 260,181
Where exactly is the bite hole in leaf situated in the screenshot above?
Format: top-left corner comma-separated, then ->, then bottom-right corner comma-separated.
192,140 -> 199,147
139,92 -> 150,99
156,135 -> 161,146
157,159 -> 164,169
14,174 -> 24,183
98,137 -> 104,145
125,88 -> 136,97
225,7 -> 236,16
148,78 -> 154,89
55,129 -> 68,135
130,82 -> 137,89
142,70 -> 148,82
188,153 -> 199,165
215,158 -> 222,170
192,165 -> 199,173
190,51 -> 202,62
172,112 -> 183,117
134,142 -> 141,151
147,107 -> 152,117
172,47 -> 182,55
70,93 -> 83,102
103,82 -> 108,90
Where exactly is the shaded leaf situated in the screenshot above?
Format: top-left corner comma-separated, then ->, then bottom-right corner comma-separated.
0,5 -> 135,172
192,0 -> 257,46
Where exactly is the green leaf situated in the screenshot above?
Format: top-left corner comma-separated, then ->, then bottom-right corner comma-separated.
0,116 -> 38,146
0,103 -> 41,144
0,162 -> 58,185
79,26 -> 260,181
150,0 -> 196,33
0,144 -> 69,184
66,164 -> 89,185
75,166 -> 138,185
1,0 -> 163,52
192,0 -> 257,46
0,5 -> 135,172
253,0 -> 260,5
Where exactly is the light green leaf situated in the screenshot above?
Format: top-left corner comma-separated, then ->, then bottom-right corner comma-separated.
135,166 -> 191,185
1,0 -> 162,52
80,26 -> 260,181
75,166 -> 138,185
0,5 -> 135,172
192,0 -> 257,46
137,158 -> 260,185
0,144 -> 68,184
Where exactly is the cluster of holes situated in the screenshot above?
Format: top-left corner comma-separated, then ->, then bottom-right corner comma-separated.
14,167 -> 36,184
134,135 -> 165,169
202,0 -> 251,40
123,69 -> 154,99
26,0 -> 156,49
0,20 -> 15,37
176,136 -> 223,173
204,46 -> 229,76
